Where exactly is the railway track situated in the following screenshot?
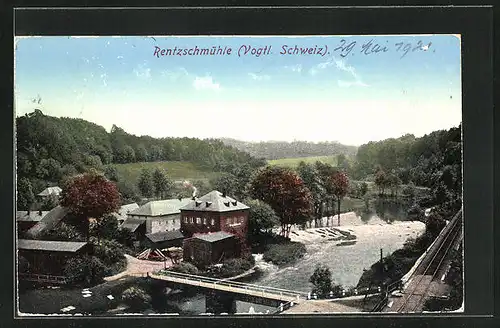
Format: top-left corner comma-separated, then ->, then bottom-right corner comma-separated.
394,210 -> 462,313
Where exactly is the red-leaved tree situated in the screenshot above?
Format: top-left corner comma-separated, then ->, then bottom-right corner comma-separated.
330,171 -> 350,226
60,172 -> 120,241
250,166 -> 312,238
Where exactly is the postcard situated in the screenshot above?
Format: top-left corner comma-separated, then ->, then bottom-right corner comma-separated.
14,34 -> 463,316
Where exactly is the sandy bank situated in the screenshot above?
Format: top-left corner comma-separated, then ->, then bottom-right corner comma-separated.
288,212 -> 425,244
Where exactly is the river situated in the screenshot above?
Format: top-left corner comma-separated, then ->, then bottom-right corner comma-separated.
165,210 -> 426,315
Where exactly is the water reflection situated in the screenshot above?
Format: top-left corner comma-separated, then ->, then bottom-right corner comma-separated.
354,197 -> 412,224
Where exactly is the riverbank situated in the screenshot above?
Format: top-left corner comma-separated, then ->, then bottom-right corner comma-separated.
287,212 -> 425,246
253,214 -> 426,292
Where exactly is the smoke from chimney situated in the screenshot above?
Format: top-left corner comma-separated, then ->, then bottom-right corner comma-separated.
183,180 -> 197,198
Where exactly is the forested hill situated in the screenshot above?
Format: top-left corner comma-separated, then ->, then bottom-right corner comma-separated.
220,138 -> 358,160
16,110 -> 266,188
351,126 -> 462,190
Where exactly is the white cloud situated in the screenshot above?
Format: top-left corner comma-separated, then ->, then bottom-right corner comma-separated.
134,64 -> 151,80
193,76 -> 221,91
284,64 -> 302,73
248,73 -> 270,81
338,80 -> 369,88
161,67 -> 189,81
311,56 -> 368,87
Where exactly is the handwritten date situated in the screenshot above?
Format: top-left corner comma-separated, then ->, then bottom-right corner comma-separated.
332,39 -> 432,58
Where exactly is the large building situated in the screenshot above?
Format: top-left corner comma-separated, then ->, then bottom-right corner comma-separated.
180,190 -> 249,238
126,198 -> 192,234
180,191 -> 250,266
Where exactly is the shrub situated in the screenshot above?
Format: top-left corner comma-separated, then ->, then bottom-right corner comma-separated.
263,241 -> 306,266
215,258 -> 254,278
168,262 -> 199,275
39,222 -> 84,242
63,256 -> 107,285
310,264 -> 332,297
93,239 -> 125,266
121,286 -> 152,312
114,227 -> 135,248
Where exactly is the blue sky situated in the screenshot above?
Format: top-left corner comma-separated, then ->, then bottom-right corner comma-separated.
14,35 -> 461,146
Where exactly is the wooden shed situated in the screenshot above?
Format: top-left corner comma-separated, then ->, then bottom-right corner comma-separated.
144,230 -> 185,250
17,239 -> 92,278
183,231 -> 238,267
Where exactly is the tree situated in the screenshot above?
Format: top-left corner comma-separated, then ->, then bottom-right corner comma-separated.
91,213 -> 119,242
137,168 -> 154,198
40,193 -> 60,211
297,162 -> 327,228
17,178 -> 35,210
336,154 -> 350,171
117,180 -> 141,204
64,256 -> 107,285
104,166 -> 120,182
60,172 -> 120,240
36,158 -> 62,181
83,154 -> 103,172
314,161 -> 339,226
359,182 -> 368,197
210,173 -> 239,198
250,166 -> 312,238
244,198 -> 280,237
330,171 -> 349,226
135,144 -> 149,162
386,172 -> 402,197
152,168 -> 174,199
309,264 -> 333,297
374,169 -> 389,195
121,287 -> 152,312
40,222 -> 84,241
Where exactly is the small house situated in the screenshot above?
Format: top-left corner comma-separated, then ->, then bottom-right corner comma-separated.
144,230 -> 185,250
37,186 -> 62,198
127,198 -> 192,234
16,210 -> 49,233
183,231 -> 238,267
18,239 -> 92,278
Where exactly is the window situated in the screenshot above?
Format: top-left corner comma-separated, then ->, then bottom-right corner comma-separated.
190,217 -> 193,224
211,218 -> 215,226
184,217 -> 187,223
203,218 -> 207,225
196,217 -> 201,224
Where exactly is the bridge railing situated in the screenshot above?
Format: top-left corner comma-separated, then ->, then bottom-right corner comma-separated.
150,270 -> 307,299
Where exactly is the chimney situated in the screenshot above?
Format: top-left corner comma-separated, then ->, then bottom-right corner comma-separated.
178,196 -> 182,201
222,192 -> 226,198
27,209 -> 30,215
38,210 -> 42,216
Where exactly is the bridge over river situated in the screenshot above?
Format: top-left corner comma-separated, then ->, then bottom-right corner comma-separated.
129,270 -> 308,313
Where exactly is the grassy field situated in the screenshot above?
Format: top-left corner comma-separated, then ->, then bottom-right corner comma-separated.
111,161 -> 220,183
268,155 -> 337,168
